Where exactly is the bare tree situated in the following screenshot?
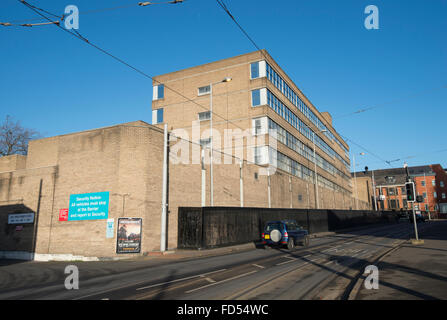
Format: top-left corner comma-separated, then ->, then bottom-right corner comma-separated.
0,115 -> 40,156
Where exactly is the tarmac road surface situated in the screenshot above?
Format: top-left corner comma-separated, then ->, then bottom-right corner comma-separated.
0,221 -> 442,300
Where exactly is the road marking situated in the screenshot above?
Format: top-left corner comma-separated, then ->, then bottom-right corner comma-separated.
185,270 -> 258,294
276,259 -> 297,266
204,277 -> 216,283
324,261 -> 333,265
303,254 -> 311,258
252,264 -> 265,269
136,269 -> 227,291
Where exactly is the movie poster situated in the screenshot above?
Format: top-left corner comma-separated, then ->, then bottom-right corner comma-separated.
116,218 -> 142,254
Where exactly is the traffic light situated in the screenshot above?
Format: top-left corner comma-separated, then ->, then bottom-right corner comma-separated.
405,182 -> 416,202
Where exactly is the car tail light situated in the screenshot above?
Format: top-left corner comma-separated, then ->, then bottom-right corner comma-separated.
261,233 -> 265,239
284,232 -> 288,238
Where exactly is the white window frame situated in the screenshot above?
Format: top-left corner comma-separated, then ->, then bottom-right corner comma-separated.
198,85 -> 211,96
198,111 -> 211,121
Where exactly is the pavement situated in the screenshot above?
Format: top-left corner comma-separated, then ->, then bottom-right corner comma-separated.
355,220 -> 447,300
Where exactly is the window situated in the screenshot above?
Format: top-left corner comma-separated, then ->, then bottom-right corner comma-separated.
434,192 -> 437,199
298,194 -> 303,201
423,192 -> 427,199
425,204 -> 429,211
198,111 -> 211,121
251,89 -> 261,106
432,180 -> 436,186
152,84 -> 164,100
388,188 -> 395,196
152,108 -> 163,124
253,118 -> 263,135
250,62 -> 259,79
198,85 -> 211,96
421,180 -> 425,186
199,138 -> 211,149
441,181 -> 445,188
443,193 -> 446,199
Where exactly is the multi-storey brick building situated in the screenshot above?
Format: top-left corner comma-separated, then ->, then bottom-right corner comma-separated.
151,50 -> 354,210
0,51 -> 373,261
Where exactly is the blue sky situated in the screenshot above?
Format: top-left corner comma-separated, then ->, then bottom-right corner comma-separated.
1,0 -> 446,171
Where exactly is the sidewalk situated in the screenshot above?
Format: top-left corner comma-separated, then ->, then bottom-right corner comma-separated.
355,220 -> 447,300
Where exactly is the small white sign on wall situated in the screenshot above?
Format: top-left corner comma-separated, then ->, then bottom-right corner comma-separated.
8,213 -> 35,224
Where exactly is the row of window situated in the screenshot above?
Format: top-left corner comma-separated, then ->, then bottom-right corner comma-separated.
251,61 -> 349,158
252,88 -> 350,172
421,180 -> 445,187
379,187 -> 446,199
268,119 -> 350,181
273,150 -> 349,194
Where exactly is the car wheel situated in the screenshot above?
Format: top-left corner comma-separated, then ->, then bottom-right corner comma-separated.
287,237 -> 295,250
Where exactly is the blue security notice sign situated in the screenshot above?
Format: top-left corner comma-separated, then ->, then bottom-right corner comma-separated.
68,191 -> 110,221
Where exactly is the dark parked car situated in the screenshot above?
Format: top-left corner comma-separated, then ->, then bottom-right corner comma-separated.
261,220 -> 309,250
410,212 -> 426,223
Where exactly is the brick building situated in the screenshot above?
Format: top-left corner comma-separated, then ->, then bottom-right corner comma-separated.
352,164 -> 447,215
151,50 -> 355,210
0,51 -> 373,261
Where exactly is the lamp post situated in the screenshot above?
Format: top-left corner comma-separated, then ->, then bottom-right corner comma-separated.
312,129 -> 327,209
352,152 -> 365,210
209,77 -> 232,206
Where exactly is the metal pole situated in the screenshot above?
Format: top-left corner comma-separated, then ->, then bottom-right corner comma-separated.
353,154 -> 358,210
312,132 -> 319,209
424,173 -> 431,220
412,204 -> 419,241
201,149 -> 206,207
210,83 -> 214,207
160,123 -> 168,252
240,160 -> 244,207
289,176 -> 293,208
268,170 -> 271,208
372,170 -> 377,211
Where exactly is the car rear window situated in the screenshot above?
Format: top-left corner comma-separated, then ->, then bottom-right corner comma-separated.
266,223 -> 283,231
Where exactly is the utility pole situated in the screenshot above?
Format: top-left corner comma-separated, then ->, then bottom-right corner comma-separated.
160,123 -> 168,252
404,162 -> 423,245
240,159 -> 244,207
372,169 -> 378,211
201,148 -> 206,207
424,172 -> 431,220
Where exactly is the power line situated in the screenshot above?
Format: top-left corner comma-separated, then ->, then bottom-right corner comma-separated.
16,0 -> 242,133
4,0 -> 185,25
333,85 -> 447,120
214,0 -> 447,170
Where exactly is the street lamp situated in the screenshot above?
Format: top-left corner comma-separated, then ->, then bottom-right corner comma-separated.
312,129 -> 327,209
210,77 -> 232,206
352,152 -> 365,210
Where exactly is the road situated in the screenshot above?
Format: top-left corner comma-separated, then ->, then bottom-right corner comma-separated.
0,221 -> 438,300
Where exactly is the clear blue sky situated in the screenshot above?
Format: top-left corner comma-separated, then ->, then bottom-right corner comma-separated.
1,0 -> 446,171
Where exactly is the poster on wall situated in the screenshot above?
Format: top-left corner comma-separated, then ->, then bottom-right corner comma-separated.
116,218 -> 142,254
68,191 -> 109,221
